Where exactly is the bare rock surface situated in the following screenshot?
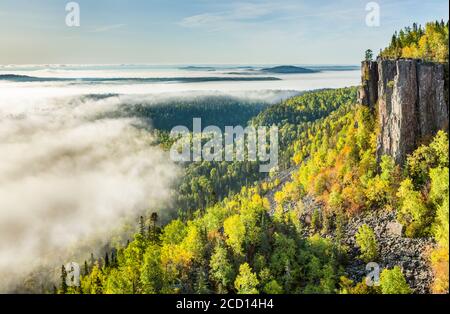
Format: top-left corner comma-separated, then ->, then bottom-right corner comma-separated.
358,59 -> 449,165
267,188 -> 435,293
341,209 -> 435,294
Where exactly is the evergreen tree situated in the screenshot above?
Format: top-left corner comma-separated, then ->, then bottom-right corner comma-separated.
60,265 -> 68,294
104,252 -> 110,268
195,267 -> 210,294
365,49 -> 373,61
89,253 -> 95,268
150,212 -> 159,241
139,215 -> 146,237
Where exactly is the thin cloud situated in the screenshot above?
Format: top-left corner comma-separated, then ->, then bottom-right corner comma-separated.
90,24 -> 126,33
178,2 -> 286,28
179,13 -> 225,28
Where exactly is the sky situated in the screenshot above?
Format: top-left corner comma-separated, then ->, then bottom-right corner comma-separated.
0,0 -> 448,65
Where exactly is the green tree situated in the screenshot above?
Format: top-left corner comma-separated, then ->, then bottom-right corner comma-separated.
113,234 -> 148,294
223,214 -> 246,256
270,233 -> 298,290
181,223 -> 205,263
431,167 -> 449,247
160,219 -> 187,245
355,224 -> 378,263
140,244 -> 163,294
60,265 -> 68,294
406,131 -> 449,188
365,155 -> 397,207
209,244 -> 234,293
234,263 -> 259,294
430,167 -> 449,293
139,216 -> 146,237
104,252 -> 110,268
81,263 -> 104,294
263,280 -> 283,294
365,49 -> 374,61
194,268 -> 211,294
380,267 -> 411,294
311,209 -> 322,232
149,212 -> 159,242
397,178 -> 431,237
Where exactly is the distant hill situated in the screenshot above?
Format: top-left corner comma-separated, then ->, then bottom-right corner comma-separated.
261,65 -> 317,74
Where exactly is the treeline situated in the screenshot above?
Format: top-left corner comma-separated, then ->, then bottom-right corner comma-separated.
121,95 -> 269,132
379,20 -> 449,62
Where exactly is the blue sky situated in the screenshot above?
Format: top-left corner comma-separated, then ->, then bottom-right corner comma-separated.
0,0 -> 448,64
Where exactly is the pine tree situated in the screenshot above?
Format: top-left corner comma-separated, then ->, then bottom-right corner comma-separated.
89,253 -> 95,268
365,49 -> 373,61
195,268 -> 210,294
60,265 -> 68,294
104,252 -> 110,268
139,215 -> 146,237
83,260 -> 89,276
311,209 -> 321,232
110,249 -> 118,267
150,212 -> 158,241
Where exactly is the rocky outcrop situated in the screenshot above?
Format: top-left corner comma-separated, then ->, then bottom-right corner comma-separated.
417,62 -> 449,137
358,61 -> 378,108
296,202 -> 435,294
266,169 -> 435,293
341,209 -> 435,294
358,59 -> 448,165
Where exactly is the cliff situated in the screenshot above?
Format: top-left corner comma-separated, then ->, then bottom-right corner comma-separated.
358,59 -> 449,164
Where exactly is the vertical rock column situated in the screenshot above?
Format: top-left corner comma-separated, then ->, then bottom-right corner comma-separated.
376,60 -> 448,165
417,62 -> 448,138
358,61 -> 378,108
390,60 -> 419,165
360,59 -> 448,166
376,60 -> 397,162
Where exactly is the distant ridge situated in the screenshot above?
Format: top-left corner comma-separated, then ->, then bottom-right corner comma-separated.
261,65 -> 317,74
0,74 -> 281,83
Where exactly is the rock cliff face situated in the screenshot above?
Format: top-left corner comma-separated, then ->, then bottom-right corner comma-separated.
359,61 -> 378,108
358,59 -> 448,164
